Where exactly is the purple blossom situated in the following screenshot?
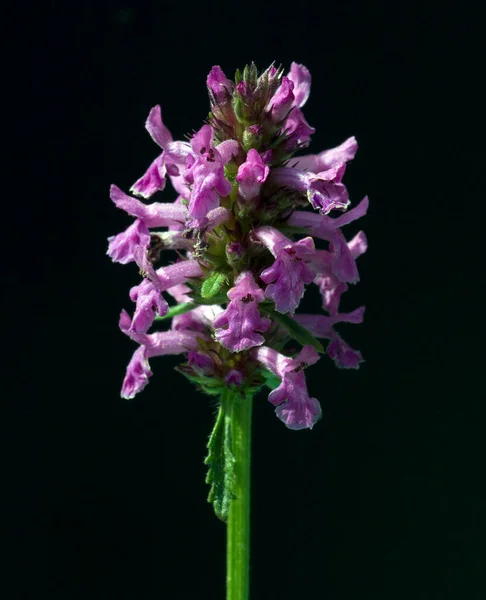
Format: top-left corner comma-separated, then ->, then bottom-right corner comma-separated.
128,278 -> 169,334
327,334 -> 364,369
121,328 -> 203,399
329,229 -> 367,284
188,351 -> 215,376
289,136 -> 358,172
287,62 -> 311,108
145,103 -> 174,149
128,260 -> 204,334
107,219 -> 150,265
226,241 -> 243,258
295,307 -> 365,369
236,81 -> 247,97
185,206 -> 232,234
131,156 -> 167,199
121,346 -> 153,399
109,61 -> 368,430
311,231 -> 367,311
266,76 -> 295,122
236,149 -> 270,202
213,271 -> 271,352
110,185 -> 187,228
254,227 -> 315,314
253,345 -> 321,430
133,244 -> 161,288
207,66 -> 233,102
130,105 -> 174,198
270,163 -> 350,214
225,369 -> 245,386
291,197 -> 369,284
315,273 -> 348,315
183,125 -> 233,218
289,195 -> 369,239
282,108 -> 315,151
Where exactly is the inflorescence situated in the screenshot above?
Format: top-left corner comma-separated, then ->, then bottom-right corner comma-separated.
108,62 -> 368,430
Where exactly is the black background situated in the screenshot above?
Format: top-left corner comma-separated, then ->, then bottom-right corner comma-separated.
10,1 -> 484,598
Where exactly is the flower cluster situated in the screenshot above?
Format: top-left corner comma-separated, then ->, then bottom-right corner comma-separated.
108,62 -> 367,430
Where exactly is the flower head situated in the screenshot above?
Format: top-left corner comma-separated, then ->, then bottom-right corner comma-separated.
109,61 -> 368,430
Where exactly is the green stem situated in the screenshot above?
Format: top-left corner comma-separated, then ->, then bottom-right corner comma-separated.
154,302 -> 196,321
225,390 -> 252,600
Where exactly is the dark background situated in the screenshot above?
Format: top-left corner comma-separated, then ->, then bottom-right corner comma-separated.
10,1 -> 484,598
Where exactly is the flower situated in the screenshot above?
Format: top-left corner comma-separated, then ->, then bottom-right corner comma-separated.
269,163 -> 350,214
287,62 -> 311,108
107,219 -> 150,265
254,227 -> 315,314
236,149 -> 270,202
127,260 -> 203,334
110,185 -> 187,227
290,196 -> 369,285
130,105 -> 174,198
109,61 -> 368,430
183,125 -> 235,218
289,136 -> 358,171
213,271 -> 270,352
295,307 -> 365,369
282,108 -> 315,151
120,327 -> 204,399
207,65 -> 233,103
266,76 -> 295,123
253,345 -> 321,430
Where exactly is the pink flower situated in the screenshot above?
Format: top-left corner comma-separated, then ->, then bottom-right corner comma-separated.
266,76 -> 295,123
207,65 -> 233,103
291,197 -> 369,284
311,231 -> 367,311
121,346 -> 153,399
282,108 -> 315,151
295,307 -> 365,369
127,260 -> 204,334
236,149 -> 270,202
253,345 -> 321,430
128,278 -> 169,334
225,369 -> 245,386
130,156 -> 167,199
254,227 -> 315,314
213,272 -> 271,352
183,125 -> 234,218
120,325 -> 203,399
287,62 -> 311,108
107,219 -> 150,265
109,185 -> 187,228
289,136 -> 358,172
130,105 -> 174,198
270,163 -> 350,214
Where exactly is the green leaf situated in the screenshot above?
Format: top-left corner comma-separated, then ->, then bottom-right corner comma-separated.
204,391 -> 236,522
154,302 -> 196,321
174,367 -> 225,396
189,293 -> 229,306
201,271 -> 227,299
266,308 -> 325,353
